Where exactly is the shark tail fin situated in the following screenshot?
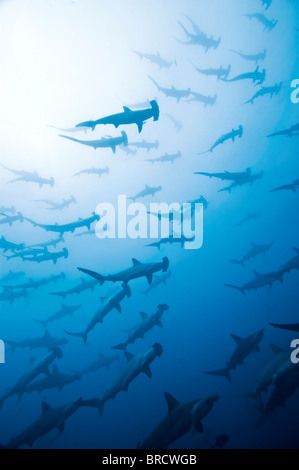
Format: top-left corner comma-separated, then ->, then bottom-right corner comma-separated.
64,329 -> 87,344
111,343 -> 127,351
77,268 -> 105,285
204,368 -> 232,384
34,319 -> 47,328
224,284 -> 246,296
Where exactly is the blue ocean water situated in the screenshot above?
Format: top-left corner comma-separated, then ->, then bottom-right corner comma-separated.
0,0 -> 299,449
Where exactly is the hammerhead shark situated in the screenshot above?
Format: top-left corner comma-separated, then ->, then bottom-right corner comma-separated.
268,123 -> 299,138
205,330 -> 264,383
133,50 -> 175,69
80,343 -> 163,416
27,236 -> 65,250
140,271 -> 171,296
233,211 -> 262,228
225,269 -> 284,295
1,164 -> 55,187
0,398 -> 82,448
149,76 -> 191,102
0,212 -> 24,226
35,303 -> 82,327
3,273 -> 65,291
24,365 -> 82,394
270,322 -> 299,333
162,113 -> 183,132
78,257 -> 169,285
198,125 -> 243,155
76,101 -> 159,133
138,392 -> 219,449
0,270 -> 25,284
25,212 -> 100,235
34,196 -> 76,211
59,131 -> 128,153
145,152 -> 181,164
112,304 -> 169,351
23,248 -> 69,265
64,284 -> 131,343
229,49 -> 267,63
74,166 -> 109,178
185,91 -> 217,107
0,348 -> 63,408
280,248 -> 299,274
48,124 -> 88,133
245,83 -> 283,104
0,288 -> 28,304
221,66 -> 266,85
218,171 -> 264,193
270,179 -> 299,193
146,234 -> 194,250
0,236 -> 25,253
129,184 -> 162,201
5,330 -> 67,352
0,205 -> 15,214
243,13 -> 277,31
191,63 -> 231,81
81,352 -> 120,376
230,242 -> 273,267
51,278 -> 99,298
129,140 -> 159,152
177,15 -> 221,51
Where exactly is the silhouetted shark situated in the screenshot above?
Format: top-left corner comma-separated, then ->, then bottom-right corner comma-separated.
162,113 -> 183,132
21,247 -> 69,265
0,270 -> 25,284
129,184 -> 162,201
198,126 -> 243,155
133,50 -> 175,69
25,212 -> 100,235
139,392 -> 218,449
81,343 -> 163,416
245,83 -> 282,104
112,304 -> 169,350
270,179 -> 299,193
192,63 -> 230,80
280,248 -> 299,273
140,271 -> 171,296
268,123 -> 299,138
188,196 -> 209,210
74,166 -> 109,178
35,196 -> 76,211
185,91 -> 217,107
264,371 -> 299,418
78,257 -> 169,285
48,124 -> 88,133
204,330 -> 264,383
0,211 -> 24,226
59,132 -> 128,153
261,0 -> 272,9
145,152 -> 181,164
222,66 -> 266,85
1,164 -> 55,187
0,398 -> 82,448
233,211 -> 262,228
225,269 -> 284,295
0,236 -> 25,253
27,236 -> 65,250
146,234 -> 194,250
24,365 -> 82,394
218,171 -> 263,193
149,76 -> 191,102
243,13 -> 277,31
270,322 -> 299,333
177,15 -> 221,51
0,287 -> 28,304
76,101 -> 159,133
130,139 -> 159,152
0,205 -> 15,214
230,242 -> 273,267
35,303 -> 81,327
229,49 -> 266,63
51,278 -> 99,298
65,284 -> 131,343
5,331 -> 67,352
81,352 -> 120,376
3,273 -> 65,291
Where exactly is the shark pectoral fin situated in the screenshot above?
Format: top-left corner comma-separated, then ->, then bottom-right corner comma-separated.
115,303 -> 122,313
231,334 -> 243,345
125,351 -> 134,362
156,319 -> 163,327
254,345 -> 261,353
146,273 -> 153,285
137,122 -> 143,133
164,392 -> 180,414
111,146 -> 116,154
44,367 -> 51,377
140,312 -> 147,320
142,365 -> 152,378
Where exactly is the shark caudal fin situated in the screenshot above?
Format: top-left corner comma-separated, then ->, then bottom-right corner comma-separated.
64,329 -> 88,345
77,267 -> 105,285
111,343 -> 127,351
162,257 -> 169,272
204,368 -> 232,384
34,319 -> 48,328
150,100 -> 160,122
224,284 -> 246,296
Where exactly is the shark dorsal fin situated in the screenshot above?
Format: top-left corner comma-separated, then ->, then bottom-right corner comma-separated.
140,312 -> 147,320
270,344 -> 285,356
164,392 -> 180,414
123,106 -> 132,113
41,401 -> 52,415
132,258 -> 142,266
125,351 -> 134,362
142,365 -> 152,378
231,334 -> 243,345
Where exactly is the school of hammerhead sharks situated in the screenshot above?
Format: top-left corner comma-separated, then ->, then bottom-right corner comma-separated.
0,0 -> 299,449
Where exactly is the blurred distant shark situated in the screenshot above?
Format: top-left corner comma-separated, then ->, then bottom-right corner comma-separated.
145,152 -> 181,164
243,13 -> 277,31
245,83 -> 283,104
5,330 -> 67,352
74,167 -> 109,178
225,269 -> 284,295
162,113 -> 183,132
21,247 -> 69,265
191,63 -> 230,81
233,211 -> 262,228
0,212 -> 24,226
34,196 -> 76,211
24,365 -> 82,395
27,236 -> 65,250
230,242 -> 273,267
140,271 -> 171,296
185,91 -> 217,107
280,247 -> 299,274
129,184 -> 162,201
1,164 -> 54,187
133,50 -> 176,69
0,236 -> 25,253
78,257 -> 169,285
205,329 -> 264,383
138,392 -> 219,449
270,179 -> 299,193
130,139 -> 159,152
0,270 -> 25,284
177,15 -> 221,51
261,0 -> 272,9
221,66 -> 266,85
149,76 -> 191,102
25,212 -> 100,235
229,49 -> 267,64
51,278 -> 99,298
35,303 -> 82,327
0,205 -> 15,214
81,352 -> 120,376
59,131 -> 128,153
3,273 -> 65,291
48,124 -> 88,133
76,101 -> 159,133
80,343 -> 163,416
0,287 -> 28,304
268,123 -> 299,138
